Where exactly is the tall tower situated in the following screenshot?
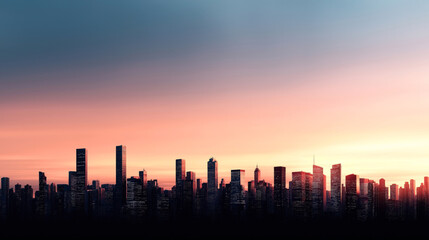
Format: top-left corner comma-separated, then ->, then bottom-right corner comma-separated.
254,166 -> 261,184
330,164 -> 342,216
291,171 -> 313,219
345,174 -> 360,220
75,148 -> 87,213
312,165 -> 326,218
274,166 -> 286,214
207,157 -> 218,214
116,145 -> 127,212
139,169 -> 147,188
0,177 -> 10,219
176,159 -> 186,213
231,170 -> 246,214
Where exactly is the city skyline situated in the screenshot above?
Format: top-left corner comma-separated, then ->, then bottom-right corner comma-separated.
2,144 -> 429,198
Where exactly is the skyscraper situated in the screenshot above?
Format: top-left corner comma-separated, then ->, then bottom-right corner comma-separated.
274,166 -> 286,215
126,176 -> 145,217
345,174 -> 360,220
330,164 -> 342,216
36,171 -> 48,216
230,170 -> 245,214
312,165 -> 326,218
183,171 -> 196,215
390,184 -> 399,200
139,169 -> 147,188
1,177 -> 10,219
254,166 -> 261,184
75,148 -> 87,213
291,171 -> 313,219
175,159 -> 186,214
207,157 -> 218,214
116,145 -> 127,213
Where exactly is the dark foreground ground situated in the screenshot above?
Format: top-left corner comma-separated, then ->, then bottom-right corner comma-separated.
1,217 -> 429,238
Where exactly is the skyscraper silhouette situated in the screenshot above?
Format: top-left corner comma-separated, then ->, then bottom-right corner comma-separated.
330,164 -> 342,216
207,157 -> 218,215
231,169 -> 245,215
312,165 -> 326,218
274,166 -> 286,216
75,148 -> 87,213
345,174 -> 360,220
115,145 -> 127,214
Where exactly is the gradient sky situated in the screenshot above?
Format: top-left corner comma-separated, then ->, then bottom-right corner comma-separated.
1,1 -> 429,191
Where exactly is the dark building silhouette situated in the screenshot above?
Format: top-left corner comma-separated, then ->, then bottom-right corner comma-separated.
75,148 -> 87,214
345,174 -> 359,220
330,164 -> 342,217
312,165 -> 326,218
115,145 -> 127,215
274,166 -> 286,216
1,177 -> 10,219
291,171 -> 313,220
207,157 -> 218,215
230,170 -> 245,215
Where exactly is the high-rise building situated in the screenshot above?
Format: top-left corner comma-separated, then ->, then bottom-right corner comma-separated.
139,170 -> 147,188
390,184 -> 399,200
230,170 -> 245,214
75,148 -> 87,213
126,176 -> 145,217
207,157 -> 218,214
36,171 -> 48,216
183,171 -> 196,215
376,178 -> 387,220
254,166 -> 261,184
115,145 -> 127,213
175,159 -> 186,214
330,164 -> 342,216
1,177 -> 10,219
312,165 -> 326,218
274,166 -> 286,215
345,174 -> 360,220
358,178 -> 370,221
291,171 -> 313,219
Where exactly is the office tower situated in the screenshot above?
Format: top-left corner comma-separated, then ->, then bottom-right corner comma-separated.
22,184 -> 33,218
291,171 -> 313,219
176,159 -> 186,188
345,174 -> 360,220
330,164 -> 342,216
183,171 -> 196,215
175,159 -> 186,214
207,157 -> 218,214
126,176 -> 145,217
1,177 -> 10,219
358,178 -> 370,221
410,179 -> 416,219
376,178 -> 386,220
36,171 -> 48,216
312,165 -> 326,218
230,170 -> 246,214
75,148 -> 87,213
139,170 -> 147,188
115,145 -> 127,213
254,166 -> 261,184
274,166 -> 286,215
69,171 -> 77,209
390,184 -> 399,200
101,184 -> 115,217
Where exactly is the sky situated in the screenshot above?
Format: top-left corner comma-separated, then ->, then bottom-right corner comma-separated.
1,1 -> 429,191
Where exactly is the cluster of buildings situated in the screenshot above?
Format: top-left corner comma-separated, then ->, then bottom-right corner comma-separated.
1,145 -> 429,222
